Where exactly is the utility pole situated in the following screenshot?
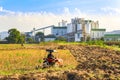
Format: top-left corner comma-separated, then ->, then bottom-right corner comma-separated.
33,28 -> 36,41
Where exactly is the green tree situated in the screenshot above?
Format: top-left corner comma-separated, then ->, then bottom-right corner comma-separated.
35,32 -> 44,42
6,28 -> 20,43
6,28 -> 25,44
100,37 -> 104,41
26,38 -> 34,43
86,36 -> 91,41
18,34 -> 25,46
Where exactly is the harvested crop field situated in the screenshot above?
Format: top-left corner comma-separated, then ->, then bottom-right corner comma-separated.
0,44 -> 120,80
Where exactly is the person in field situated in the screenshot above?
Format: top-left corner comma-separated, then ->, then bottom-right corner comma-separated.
46,49 -> 56,65
42,49 -> 63,68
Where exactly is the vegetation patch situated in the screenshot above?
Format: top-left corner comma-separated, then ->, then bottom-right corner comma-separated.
0,49 -> 77,75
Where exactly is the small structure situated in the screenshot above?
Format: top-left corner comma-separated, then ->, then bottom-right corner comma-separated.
104,34 -> 120,41
44,35 -> 56,42
91,29 -> 106,40
104,30 -> 120,41
25,32 -> 33,38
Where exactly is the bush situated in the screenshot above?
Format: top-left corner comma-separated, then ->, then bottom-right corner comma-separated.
56,36 -> 67,41
86,40 -> 104,46
104,41 -> 120,46
0,41 -> 8,44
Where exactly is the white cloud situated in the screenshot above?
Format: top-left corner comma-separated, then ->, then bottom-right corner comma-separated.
101,7 -> 120,15
0,6 -> 120,32
0,6 -> 15,14
0,6 -> 3,11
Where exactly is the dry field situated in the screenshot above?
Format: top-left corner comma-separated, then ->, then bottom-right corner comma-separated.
0,44 -> 77,75
0,44 -> 120,80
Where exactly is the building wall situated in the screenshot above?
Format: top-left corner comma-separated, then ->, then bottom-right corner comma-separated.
91,31 -> 105,39
85,23 -> 91,34
105,37 -> 120,41
75,33 -> 83,42
104,36 -> 120,41
67,23 -> 73,33
66,18 -> 106,42
51,27 -> 67,37
91,21 -> 99,29
44,38 -> 55,42
77,24 -> 82,30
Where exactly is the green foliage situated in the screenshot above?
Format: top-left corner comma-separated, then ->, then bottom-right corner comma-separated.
100,37 -> 104,41
35,32 -> 44,42
119,44 -> 120,48
86,36 -> 91,41
104,41 -> 120,46
56,36 -> 66,41
6,28 -> 20,43
38,59 -> 43,63
18,34 -> 25,44
26,38 -> 34,43
86,40 -> 104,46
6,28 -> 25,44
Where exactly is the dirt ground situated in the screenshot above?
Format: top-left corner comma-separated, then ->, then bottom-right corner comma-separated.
0,45 -> 120,80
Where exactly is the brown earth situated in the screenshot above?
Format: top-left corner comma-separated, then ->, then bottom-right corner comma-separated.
0,45 -> 120,80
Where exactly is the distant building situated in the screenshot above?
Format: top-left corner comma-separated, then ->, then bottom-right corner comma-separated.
24,32 -> 33,39
25,24 -> 67,42
25,32 -> 33,38
104,34 -> 120,41
51,26 -> 67,37
0,31 -> 9,41
43,25 -> 67,41
91,29 -> 106,40
67,18 -> 106,42
58,20 -> 67,27
27,18 -> 106,42
44,34 -> 56,42
104,30 -> 120,41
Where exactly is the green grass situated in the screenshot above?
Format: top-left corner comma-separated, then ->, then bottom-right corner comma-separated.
0,41 -> 120,51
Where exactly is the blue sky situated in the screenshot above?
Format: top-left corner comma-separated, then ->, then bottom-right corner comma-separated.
0,0 -> 118,13
0,0 -> 120,32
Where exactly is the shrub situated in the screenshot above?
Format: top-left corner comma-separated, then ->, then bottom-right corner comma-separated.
86,40 -> 104,46
104,41 -> 120,46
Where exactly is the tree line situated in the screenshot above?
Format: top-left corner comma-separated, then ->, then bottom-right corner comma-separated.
5,28 -> 66,44
5,28 -> 46,44
5,28 -> 67,44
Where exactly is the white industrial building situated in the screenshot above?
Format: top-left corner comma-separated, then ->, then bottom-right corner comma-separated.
67,18 -> 106,42
27,23 -> 67,42
44,34 -> 56,42
91,29 -> 106,40
51,26 -> 67,37
26,18 -> 106,42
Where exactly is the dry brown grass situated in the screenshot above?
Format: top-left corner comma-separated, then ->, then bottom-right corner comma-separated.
0,48 -> 77,75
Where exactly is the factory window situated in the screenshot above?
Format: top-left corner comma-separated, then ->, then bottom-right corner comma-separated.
56,33 -> 58,35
